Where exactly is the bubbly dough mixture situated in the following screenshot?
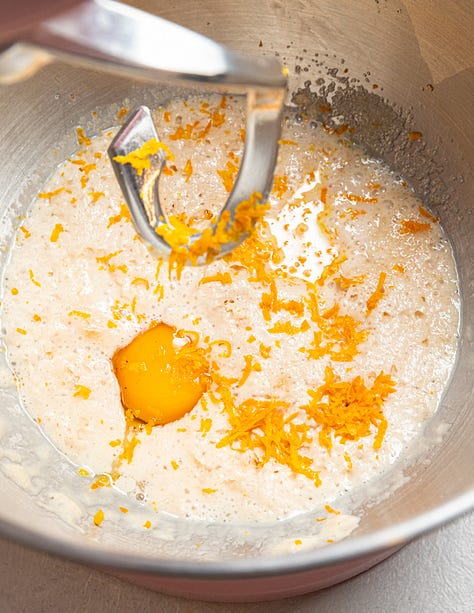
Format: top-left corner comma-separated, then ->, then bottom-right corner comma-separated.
2,95 -> 459,524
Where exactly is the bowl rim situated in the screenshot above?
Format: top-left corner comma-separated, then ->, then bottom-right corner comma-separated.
0,488 -> 472,578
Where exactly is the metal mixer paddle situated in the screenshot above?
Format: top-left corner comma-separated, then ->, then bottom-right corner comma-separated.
0,0 -> 287,262
108,88 -> 284,262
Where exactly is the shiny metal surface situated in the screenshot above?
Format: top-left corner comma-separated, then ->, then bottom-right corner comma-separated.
109,91 -> 284,260
0,0 -> 472,600
1,0 -> 286,90
2,511 -> 474,608
3,0 -> 287,257
0,0 -> 81,42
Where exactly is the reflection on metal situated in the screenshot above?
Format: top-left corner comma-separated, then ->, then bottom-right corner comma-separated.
1,0 -> 287,260
109,88 -> 284,261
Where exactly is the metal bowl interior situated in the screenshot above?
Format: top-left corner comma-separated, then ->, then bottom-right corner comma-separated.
0,0 -> 472,601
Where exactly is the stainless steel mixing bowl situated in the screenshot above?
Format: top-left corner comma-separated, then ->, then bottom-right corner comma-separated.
0,0 -> 472,602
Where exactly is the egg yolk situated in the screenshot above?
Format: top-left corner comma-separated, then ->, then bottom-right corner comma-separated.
112,323 -> 209,425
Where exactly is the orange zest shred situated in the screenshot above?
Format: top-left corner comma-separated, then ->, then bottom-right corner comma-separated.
267,320 -> 310,335
155,192 -> 269,278
107,203 -> 131,228
212,109 -> 225,127
323,123 -> 349,136
366,272 -> 387,315
340,207 -> 367,220
259,279 -> 278,321
74,384 -> 91,399
96,250 -> 128,274
399,219 -> 431,234
38,187 -> 67,199
334,274 -> 366,290
302,366 -> 395,451
274,298 -> 305,317
88,190 -> 105,204
169,118 -> 215,141
199,272 -> 233,286
80,163 -> 96,176
93,509 -> 104,526
340,193 -> 378,204
217,397 -> 321,486
113,138 -> 174,176
29,269 -> 41,287
119,434 -> 141,464
317,254 -> 347,286
50,223 -> 64,242
169,120 -> 198,140
303,299 -> 368,362
272,175 -> 289,198
208,340 -> 232,358
238,355 -> 262,387
418,205 -> 439,223
225,221 -> 280,285
131,277 -> 150,290
217,159 -> 238,192
76,127 -> 91,146
183,159 -> 193,182
68,310 -> 91,319
320,186 -> 328,204
200,417 -> 212,436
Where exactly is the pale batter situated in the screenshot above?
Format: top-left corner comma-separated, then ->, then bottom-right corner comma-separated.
2,95 -> 459,526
